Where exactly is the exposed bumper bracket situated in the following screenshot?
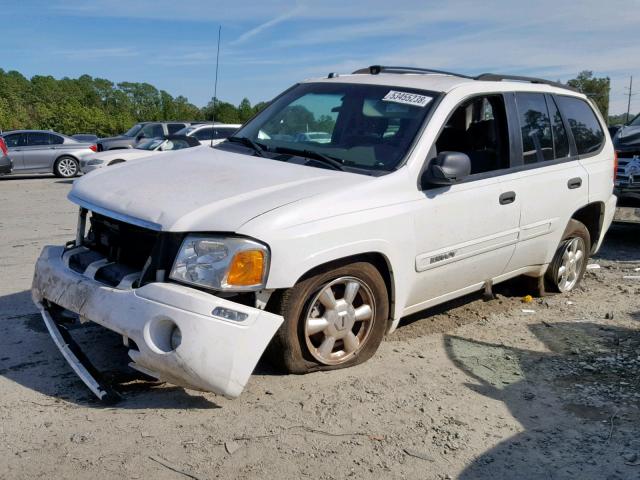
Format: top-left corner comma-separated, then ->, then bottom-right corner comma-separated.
38,303 -> 121,404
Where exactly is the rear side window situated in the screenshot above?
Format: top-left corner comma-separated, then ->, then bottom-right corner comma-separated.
194,127 -> 214,141
27,132 -> 52,146
555,96 -> 605,155
547,97 -> 570,159
516,93 -> 553,164
167,123 -> 186,134
49,134 -> 64,145
214,128 -> 237,139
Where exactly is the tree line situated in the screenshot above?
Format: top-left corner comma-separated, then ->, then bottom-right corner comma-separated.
0,69 -> 633,138
0,69 -> 267,137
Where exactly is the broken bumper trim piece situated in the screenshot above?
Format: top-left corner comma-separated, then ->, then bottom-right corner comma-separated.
32,245 -> 284,399
37,304 -> 121,404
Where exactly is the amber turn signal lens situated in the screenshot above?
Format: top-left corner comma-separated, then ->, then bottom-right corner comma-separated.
226,250 -> 265,286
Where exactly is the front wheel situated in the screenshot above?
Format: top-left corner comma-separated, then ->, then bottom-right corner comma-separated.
53,156 -> 79,178
545,219 -> 590,293
267,262 -> 389,373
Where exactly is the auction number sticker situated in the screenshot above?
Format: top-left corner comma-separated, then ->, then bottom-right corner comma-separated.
382,90 -> 432,107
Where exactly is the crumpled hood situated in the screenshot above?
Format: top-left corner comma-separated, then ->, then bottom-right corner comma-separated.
69,145 -> 368,232
614,125 -> 640,148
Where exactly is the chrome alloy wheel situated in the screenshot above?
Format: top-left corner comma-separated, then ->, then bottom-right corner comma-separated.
557,237 -> 586,292
304,276 -> 376,365
57,158 -> 78,177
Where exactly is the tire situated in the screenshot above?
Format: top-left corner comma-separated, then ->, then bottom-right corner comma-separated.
267,262 -> 389,374
53,156 -> 79,178
545,219 -> 591,293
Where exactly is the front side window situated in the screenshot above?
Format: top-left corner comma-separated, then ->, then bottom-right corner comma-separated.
434,95 -> 510,175
141,124 -> 164,139
229,83 -> 436,173
124,124 -> 143,137
556,96 -> 605,155
136,138 -> 165,150
4,133 -> 26,147
516,93 -> 553,164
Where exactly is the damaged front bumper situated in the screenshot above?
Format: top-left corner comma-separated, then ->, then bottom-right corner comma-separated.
32,245 -> 283,399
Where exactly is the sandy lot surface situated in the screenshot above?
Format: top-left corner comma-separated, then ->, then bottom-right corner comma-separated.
1,176 -> 639,480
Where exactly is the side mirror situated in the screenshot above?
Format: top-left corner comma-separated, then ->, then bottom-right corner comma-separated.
422,151 -> 471,187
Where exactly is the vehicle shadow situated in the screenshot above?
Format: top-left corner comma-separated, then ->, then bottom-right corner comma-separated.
0,290 -> 220,409
445,321 -> 640,479
0,174 -> 55,180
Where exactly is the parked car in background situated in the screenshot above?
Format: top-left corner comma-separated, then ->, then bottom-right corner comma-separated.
96,121 -> 203,151
612,114 -> 640,223
72,134 -> 99,143
294,131 -> 332,143
80,135 -> 200,174
0,137 -> 12,175
176,123 -> 241,144
2,130 -> 96,177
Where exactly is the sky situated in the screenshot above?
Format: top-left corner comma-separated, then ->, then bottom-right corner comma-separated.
3,0 -> 640,114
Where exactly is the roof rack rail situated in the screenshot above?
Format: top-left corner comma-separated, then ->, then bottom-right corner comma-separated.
352,65 -> 473,79
474,73 -> 578,92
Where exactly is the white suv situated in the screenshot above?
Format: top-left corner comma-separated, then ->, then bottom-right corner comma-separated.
32,66 -> 616,401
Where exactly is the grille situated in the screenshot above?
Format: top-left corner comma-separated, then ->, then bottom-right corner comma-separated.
67,212 -> 182,288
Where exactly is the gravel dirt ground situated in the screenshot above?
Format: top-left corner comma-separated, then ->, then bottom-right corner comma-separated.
1,176 -> 639,480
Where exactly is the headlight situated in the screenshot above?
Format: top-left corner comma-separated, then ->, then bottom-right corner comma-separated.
169,235 -> 269,291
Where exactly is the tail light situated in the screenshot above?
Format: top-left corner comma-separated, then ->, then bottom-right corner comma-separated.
614,151 -> 619,183
90,144 -> 97,152
0,138 -> 7,156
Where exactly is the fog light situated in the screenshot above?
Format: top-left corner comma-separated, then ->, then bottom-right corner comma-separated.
170,326 -> 182,350
212,306 -> 248,322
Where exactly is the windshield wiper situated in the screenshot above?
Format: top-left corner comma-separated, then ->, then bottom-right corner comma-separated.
273,146 -> 345,171
226,136 -> 266,157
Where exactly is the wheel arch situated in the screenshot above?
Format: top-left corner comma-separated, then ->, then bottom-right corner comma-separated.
571,201 -> 605,253
268,251 -> 396,331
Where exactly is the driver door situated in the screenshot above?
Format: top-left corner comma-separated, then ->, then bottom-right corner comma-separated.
406,94 -> 519,312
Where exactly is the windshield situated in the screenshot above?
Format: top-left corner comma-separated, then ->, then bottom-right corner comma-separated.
227,82 -> 436,172
124,124 -> 143,137
136,138 -> 164,150
629,114 -> 640,127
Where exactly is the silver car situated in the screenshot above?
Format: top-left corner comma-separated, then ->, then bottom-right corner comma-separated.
2,130 -> 96,178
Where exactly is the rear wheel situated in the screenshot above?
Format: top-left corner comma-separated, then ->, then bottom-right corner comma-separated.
53,156 -> 79,178
545,219 -> 590,293
267,262 -> 389,373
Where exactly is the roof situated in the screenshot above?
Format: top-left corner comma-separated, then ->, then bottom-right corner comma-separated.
305,66 -> 584,98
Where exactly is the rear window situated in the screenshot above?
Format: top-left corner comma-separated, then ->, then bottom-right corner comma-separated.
555,96 -> 605,155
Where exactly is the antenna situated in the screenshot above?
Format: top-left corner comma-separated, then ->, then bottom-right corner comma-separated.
210,25 -> 222,148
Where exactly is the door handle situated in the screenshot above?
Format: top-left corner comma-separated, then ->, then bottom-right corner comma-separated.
568,177 -> 582,189
499,191 -> 516,205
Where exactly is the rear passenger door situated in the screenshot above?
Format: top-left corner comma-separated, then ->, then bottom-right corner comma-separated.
502,93 -> 589,273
